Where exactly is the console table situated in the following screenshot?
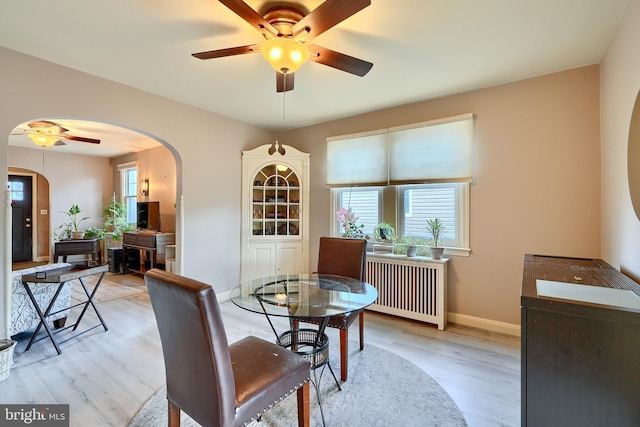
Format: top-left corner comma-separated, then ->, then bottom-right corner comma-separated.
54,239 -> 101,263
122,231 -> 175,274
521,254 -> 640,426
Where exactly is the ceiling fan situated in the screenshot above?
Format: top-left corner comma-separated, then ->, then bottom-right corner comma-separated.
192,0 -> 373,92
12,120 -> 101,148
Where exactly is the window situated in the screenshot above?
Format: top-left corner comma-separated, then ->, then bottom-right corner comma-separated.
333,187 -> 382,237
327,114 -> 473,256
331,183 -> 468,254
9,180 -> 24,202
118,161 -> 138,225
397,183 -> 468,249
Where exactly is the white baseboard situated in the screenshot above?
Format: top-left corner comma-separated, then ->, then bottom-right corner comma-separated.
447,312 -> 521,337
217,290 -> 231,303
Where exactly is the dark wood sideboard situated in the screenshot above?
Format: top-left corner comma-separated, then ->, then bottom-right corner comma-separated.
54,238 -> 101,263
122,231 -> 175,274
521,254 -> 640,427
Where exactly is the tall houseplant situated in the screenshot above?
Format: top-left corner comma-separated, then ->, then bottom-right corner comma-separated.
102,197 -> 132,241
426,218 -> 446,260
54,204 -> 89,240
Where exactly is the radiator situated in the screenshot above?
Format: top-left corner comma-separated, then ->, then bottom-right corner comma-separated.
365,254 -> 448,330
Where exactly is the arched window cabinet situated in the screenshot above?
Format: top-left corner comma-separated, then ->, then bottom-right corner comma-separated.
241,143 -> 310,281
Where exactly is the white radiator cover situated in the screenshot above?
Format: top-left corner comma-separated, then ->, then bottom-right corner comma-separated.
365,254 -> 448,330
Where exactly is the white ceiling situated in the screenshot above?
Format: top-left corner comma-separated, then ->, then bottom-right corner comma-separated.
1,0 -> 630,156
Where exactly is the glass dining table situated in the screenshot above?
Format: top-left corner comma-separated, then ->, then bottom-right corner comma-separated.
230,273 -> 378,419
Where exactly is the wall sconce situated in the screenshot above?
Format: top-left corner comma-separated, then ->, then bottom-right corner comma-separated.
140,178 -> 150,196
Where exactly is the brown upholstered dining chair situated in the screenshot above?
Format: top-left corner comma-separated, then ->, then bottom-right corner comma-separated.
294,237 -> 368,382
144,269 -> 311,427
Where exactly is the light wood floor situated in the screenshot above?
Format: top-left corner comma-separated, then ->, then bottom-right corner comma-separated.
1,272 -> 521,427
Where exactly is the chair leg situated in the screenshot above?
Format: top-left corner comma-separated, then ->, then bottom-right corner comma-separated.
359,311 -> 365,351
340,328 -> 348,382
297,382 -> 310,427
168,400 -> 181,427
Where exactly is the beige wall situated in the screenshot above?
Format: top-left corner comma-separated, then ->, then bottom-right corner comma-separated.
277,66 -> 602,329
601,0 -> 640,278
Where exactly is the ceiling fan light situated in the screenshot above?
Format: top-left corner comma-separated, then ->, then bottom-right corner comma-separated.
27,132 -> 58,147
261,38 -> 310,74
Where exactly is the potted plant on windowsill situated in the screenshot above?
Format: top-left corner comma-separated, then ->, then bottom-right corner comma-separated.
426,218 -> 446,260
373,222 -> 396,243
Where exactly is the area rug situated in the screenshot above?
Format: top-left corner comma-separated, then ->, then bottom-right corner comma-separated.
129,343 -> 468,427
71,274 -> 146,304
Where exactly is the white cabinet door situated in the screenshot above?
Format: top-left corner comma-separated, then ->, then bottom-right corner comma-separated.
247,242 -> 302,280
275,242 -> 302,275
248,243 -> 277,279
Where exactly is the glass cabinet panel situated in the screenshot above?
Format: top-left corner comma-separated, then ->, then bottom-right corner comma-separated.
252,164 -> 300,236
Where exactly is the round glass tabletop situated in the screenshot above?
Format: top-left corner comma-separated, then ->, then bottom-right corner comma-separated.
230,273 -> 378,319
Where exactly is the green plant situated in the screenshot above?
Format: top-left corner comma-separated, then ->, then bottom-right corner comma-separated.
393,236 -> 429,256
54,204 -> 89,241
373,222 -> 396,241
84,226 -> 106,241
103,198 -> 133,240
426,218 -> 446,247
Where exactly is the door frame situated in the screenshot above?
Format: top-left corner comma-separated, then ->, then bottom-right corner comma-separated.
9,171 -> 39,262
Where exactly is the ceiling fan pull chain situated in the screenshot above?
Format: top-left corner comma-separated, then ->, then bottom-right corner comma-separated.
282,74 -> 287,119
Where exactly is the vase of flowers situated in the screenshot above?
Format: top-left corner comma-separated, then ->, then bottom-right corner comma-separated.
335,207 -> 367,239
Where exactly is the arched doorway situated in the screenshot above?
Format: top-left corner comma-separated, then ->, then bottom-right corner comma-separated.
7,117 -> 180,269
8,170 -> 49,264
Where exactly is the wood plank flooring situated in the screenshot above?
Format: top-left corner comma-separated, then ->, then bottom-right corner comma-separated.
1,272 -> 521,426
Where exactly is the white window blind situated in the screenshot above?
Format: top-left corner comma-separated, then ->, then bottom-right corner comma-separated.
327,113 -> 474,186
326,130 -> 387,185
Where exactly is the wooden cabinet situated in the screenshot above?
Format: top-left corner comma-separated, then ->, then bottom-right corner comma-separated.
54,239 -> 101,263
521,254 -> 640,427
241,143 -> 309,281
122,231 -> 175,273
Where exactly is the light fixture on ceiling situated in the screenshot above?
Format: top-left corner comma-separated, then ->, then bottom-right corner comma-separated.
27,132 -> 58,147
260,38 -> 310,74
140,178 -> 150,197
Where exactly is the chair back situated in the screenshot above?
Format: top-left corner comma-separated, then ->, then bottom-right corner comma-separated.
145,269 -> 236,427
317,237 -> 367,280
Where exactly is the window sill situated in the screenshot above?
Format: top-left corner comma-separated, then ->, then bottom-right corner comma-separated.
366,244 -> 470,258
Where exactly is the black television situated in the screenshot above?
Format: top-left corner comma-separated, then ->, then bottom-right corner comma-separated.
137,201 -> 160,231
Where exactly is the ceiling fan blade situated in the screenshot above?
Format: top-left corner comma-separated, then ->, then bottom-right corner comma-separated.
276,72 -> 295,93
308,45 -> 373,77
54,140 -> 66,146
219,0 -> 278,36
65,135 -> 101,144
192,44 -> 259,60
293,0 -> 371,41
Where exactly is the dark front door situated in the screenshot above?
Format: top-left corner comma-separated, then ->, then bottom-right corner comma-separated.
10,175 -> 33,263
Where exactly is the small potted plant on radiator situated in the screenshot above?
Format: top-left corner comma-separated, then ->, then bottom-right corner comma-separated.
426,218 -> 446,260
